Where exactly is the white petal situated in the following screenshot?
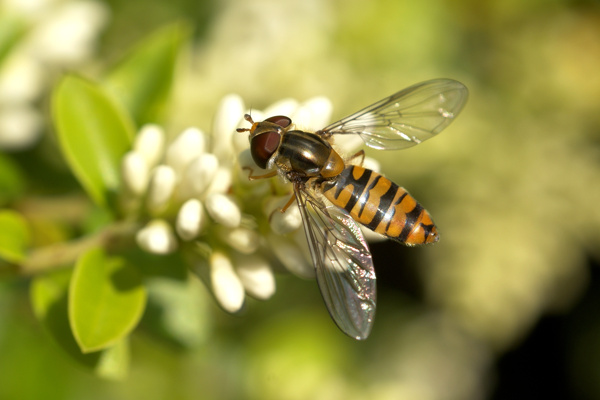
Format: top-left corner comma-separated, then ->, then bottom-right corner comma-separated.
134,124 -> 165,167
268,234 -> 314,278
136,219 -> 178,254
218,227 -> 259,254
176,199 -> 204,240
121,151 -> 149,195
210,252 -> 245,313
146,165 -> 176,214
235,255 -> 275,300
265,195 -> 302,234
179,153 -> 219,199
212,94 -> 244,162
165,127 -> 206,175
205,193 -> 241,228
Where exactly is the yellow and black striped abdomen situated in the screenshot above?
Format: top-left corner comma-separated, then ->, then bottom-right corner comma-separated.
322,166 -> 438,245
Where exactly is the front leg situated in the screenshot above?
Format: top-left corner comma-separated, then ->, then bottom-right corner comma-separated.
242,166 -> 278,181
347,149 -> 365,166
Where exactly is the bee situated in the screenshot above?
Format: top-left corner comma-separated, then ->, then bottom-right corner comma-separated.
237,79 -> 468,339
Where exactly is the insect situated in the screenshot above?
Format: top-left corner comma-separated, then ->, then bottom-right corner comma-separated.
237,79 -> 468,340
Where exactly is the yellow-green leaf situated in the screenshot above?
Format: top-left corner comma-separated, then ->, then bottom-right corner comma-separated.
69,248 -> 147,353
0,210 -> 30,263
31,269 -> 131,379
52,75 -> 135,210
105,22 -> 190,125
0,13 -> 26,63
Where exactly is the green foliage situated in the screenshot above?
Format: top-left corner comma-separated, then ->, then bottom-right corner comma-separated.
105,22 -> 191,125
30,269 -> 130,380
52,76 -> 135,211
0,210 -> 30,263
0,155 -> 24,206
0,13 -> 26,64
69,248 -> 147,353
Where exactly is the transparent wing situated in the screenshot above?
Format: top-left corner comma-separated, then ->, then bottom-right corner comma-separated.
322,79 -> 468,150
294,183 -> 376,340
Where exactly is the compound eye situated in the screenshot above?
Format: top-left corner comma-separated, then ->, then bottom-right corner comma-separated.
250,131 -> 281,169
264,115 -> 291,128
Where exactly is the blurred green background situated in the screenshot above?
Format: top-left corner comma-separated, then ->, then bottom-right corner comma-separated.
1,0 -> 600,399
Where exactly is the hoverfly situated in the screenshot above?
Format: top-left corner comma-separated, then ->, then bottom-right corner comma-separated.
237,79 -> 468,340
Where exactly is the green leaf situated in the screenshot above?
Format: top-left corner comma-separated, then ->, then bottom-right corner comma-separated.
0,210 -> 30,263
52,75 -> 135,210
0,13 -> 27,64
143,276 -> 211,348
0,154 -> 25,206
31,269 -> 131,379
105,22 -> 191,125
69,248 -> 147,353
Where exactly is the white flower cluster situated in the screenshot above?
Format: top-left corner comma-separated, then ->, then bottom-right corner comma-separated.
121,93 -> 382,313
120,94 -> 273,313
0,0 -> 108,150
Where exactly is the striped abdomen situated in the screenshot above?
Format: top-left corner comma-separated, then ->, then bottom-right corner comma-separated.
322,166 -> 438,245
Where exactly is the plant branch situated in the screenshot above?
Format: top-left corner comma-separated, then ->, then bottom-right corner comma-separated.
18,221 -> 140,276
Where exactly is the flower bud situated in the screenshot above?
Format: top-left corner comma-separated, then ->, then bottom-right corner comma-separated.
212,94 -> 244,162
268,234 -> 314,278
205,167 -> 232,195
218,227 -> 259,254
176,199 -> 204,241
0,54 -> 44,104
165,127 -> 206,175
134,124 -> 165,167
297,97 -> 332,130
29,1 -> 109,65
210,252 -> 245,313
146,165 -> 176,214
121,151 -> 149,196
235,255 -> 275,300
205,193 -> 241,228
263,99 -> 297,117
179,153 -> 219,199
136,219 -> 178,254
0,106 -> 43,150
265,196 -> 302,234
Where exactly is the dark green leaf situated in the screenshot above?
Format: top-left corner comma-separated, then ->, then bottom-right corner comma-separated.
0,154 -> 24,206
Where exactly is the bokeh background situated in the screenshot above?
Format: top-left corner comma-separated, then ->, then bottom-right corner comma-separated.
1,0 -> 600,399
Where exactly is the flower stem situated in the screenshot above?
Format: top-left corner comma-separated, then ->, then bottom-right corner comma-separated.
17,221 -> 140,276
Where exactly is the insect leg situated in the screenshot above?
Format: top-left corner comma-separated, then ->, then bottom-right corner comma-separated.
279,193 -> 296,213
347,150 -> 365,166
242,166 -> 278,180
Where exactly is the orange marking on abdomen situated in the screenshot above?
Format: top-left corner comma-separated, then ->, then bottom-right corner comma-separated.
322,166 -> 438,245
